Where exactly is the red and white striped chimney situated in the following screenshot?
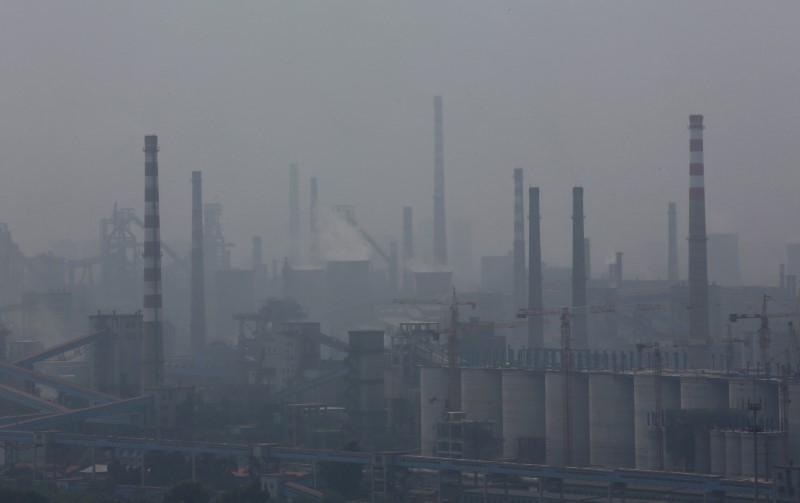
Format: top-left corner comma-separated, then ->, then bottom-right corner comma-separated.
688,115 -> 710,349
142,135 -> 164,388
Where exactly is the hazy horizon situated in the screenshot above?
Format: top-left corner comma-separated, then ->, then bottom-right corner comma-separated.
2,1 -> 799,286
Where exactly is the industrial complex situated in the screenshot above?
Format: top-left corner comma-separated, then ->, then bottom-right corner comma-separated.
0,104 -> 799,503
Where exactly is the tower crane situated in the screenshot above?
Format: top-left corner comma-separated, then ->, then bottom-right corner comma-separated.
729,295 -> 799,369
393,288 -> 476,411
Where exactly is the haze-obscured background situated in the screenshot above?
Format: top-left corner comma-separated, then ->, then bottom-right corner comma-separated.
1,1 -> 799,284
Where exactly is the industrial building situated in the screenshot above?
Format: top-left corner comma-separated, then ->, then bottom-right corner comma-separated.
0,112 -> 797,503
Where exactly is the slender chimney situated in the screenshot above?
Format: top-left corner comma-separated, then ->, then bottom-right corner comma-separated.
403,206 -> 413,293
252,236 -> 263,271
513,168 -> 526,310
389,241 -> 399,297
289,163 -> 300,262
668,202 -> 678,283
780,264 -> 786,289
584,238 -> 591,281
310,177 -> 319,262
572,187 -> 587,349
688,115 -> 710,345
528,187 -> 544,350
190,171 -> 206,358
433,96 -> 447,266
142,135 -> 164,388
615,252 -> 623,285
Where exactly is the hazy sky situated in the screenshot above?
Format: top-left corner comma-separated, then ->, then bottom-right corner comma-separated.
1,1 -> 799,284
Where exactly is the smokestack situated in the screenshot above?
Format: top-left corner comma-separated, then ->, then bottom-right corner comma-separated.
528,187 -> 543,350
668,202 -> 678,283
252,236 -> 263,271
191,171 -> 206,358
403,206 -> 413,294
688,115 -> 710,345
142,135 -> 164,388
572,187 -> 587,349
780,264 -> 785,290
433,96 -> 447,266
389,241 -> 398,297
310,177 -> 319,262
584,238 -> 591,281
615,252 -> 623,286
289,163 -> 300,262
513,168 -> 526,310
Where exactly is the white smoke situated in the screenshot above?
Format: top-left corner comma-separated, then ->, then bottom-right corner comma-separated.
317,209 -> 371,262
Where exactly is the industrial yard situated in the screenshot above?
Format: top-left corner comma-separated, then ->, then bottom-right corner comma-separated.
1,2 -> 800,502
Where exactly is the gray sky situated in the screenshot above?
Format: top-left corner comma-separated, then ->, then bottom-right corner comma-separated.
1,1 -> 799,284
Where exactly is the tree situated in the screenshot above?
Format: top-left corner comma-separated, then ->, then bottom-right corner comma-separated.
214,483 -> 269,503
163,480 -> 211,503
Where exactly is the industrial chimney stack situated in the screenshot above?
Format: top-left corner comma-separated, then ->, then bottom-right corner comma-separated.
142,135 -> 164,388
289,163 -> 300,262
688,115 -> 710,347
572,187 -> 587,349
513,168 -> 526,310
433,96 -> 447,267
668,202 -> 678,283
528,187 -> 543,351
403,206 -> 413,293
310,177 -> 319,262
190,171 -> 206,358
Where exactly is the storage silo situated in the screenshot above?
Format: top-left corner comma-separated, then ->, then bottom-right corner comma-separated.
589,373 -> 635,468
502,369 -> 545,459
545,371 -> 589,466
420,366 -> 449,456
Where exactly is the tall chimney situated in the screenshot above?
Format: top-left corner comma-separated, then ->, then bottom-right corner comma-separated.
433,96 -> 447,266
190,171 -> 206,358
513,168 -> 526,310
310,177 -> 319,263
403,206 -> 413,293
142,135 -> 164,388
528,187 -> 544,350
688,115 -> 710,346
780,264 -> 786,289
289,163 -> 300,262
615,252 -> 623,285
252,236 -> 263,271
389,241 -> 399,297
584,238 -> 591,281
572,187 -> 587,349
668,202 -> 678,283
